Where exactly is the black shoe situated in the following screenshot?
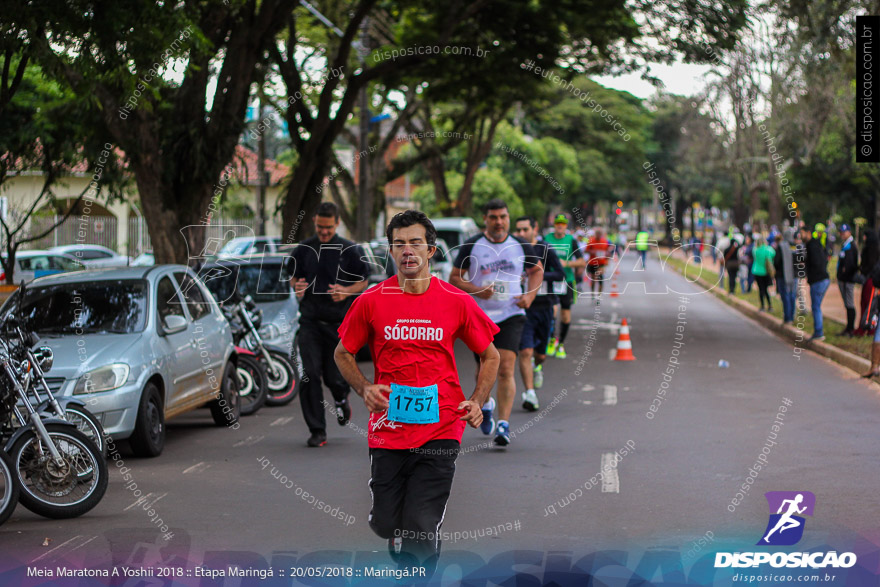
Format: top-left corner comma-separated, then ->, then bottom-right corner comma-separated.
307,432 -> 327,447
388,537 -> 403,564
335,400 -> 351,426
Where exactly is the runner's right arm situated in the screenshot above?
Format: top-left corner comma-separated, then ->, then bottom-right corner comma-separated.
334,343 -> 390,413
335,292 -> 390,413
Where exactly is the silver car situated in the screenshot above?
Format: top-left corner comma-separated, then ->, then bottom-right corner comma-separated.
198,254 -> 299,350
49,244 -> 132,267
4,266 -> 239,457
0,250 -> 85,283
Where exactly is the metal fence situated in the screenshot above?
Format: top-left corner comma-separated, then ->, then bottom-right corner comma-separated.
25,215 -> 118,251
4,214 -> 260,256
127,216 -> 259,257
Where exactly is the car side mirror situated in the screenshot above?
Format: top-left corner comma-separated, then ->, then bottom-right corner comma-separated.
162,314 -> 188,335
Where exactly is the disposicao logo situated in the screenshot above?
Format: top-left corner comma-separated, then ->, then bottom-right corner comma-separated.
758,491 -> 815,546
715,491 -> 857,569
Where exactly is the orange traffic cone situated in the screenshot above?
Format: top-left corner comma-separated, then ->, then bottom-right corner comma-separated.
610,273 -> 619,298
614,318 -> 636,361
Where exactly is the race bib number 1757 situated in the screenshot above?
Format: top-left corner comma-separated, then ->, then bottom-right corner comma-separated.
388,383 -> 440,424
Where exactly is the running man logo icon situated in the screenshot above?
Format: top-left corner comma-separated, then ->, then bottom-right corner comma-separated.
757,491 -> 816,546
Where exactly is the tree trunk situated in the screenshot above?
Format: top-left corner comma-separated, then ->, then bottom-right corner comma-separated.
424,155 -> 451,216
732,173 -> 746,229
455,112 -> 506,216
673,189 -> 686,238
767,155 -> 781,227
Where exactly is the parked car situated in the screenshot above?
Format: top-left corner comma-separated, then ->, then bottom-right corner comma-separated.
0,266 -> 240,457
367,240 -> 396,279
198,254 -> 298,351
49,244 -> 131,267
0,250 -> 85,283
360,242 -> 392,288
131,251 -> 155,266
429,238 -> 453,281
217,236 -> 283,258
430,217 -> 480,251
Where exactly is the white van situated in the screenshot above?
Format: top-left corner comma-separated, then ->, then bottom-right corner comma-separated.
431,217 -> 480,252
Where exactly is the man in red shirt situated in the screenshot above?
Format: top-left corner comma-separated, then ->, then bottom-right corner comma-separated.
334,210 -> 500,578
585,227 -> 611,303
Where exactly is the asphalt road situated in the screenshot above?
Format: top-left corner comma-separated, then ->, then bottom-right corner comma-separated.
2,251 -> 879,585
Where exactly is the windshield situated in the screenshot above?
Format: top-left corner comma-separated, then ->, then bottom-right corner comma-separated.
201,263 -> 290,303
9,280 -> 148,334
436,230 -> 461,249
219,240 -> 251,256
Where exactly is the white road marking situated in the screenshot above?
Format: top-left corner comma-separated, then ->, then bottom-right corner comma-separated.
182,462 -> 210,474
233,435 -> 265,447
31,536 -> 84,562
574,319 -> 619,331
601,453 -> 620,493
609,348 -> 617,360
610,312 -> 619,324
603,385 -> 618,406
145,492 -> 167,508
580,400 -> 593,405
270,417 -> 294,427
580,384 -> 595,392
125,493 -> 153,511
68,535 -> 98,554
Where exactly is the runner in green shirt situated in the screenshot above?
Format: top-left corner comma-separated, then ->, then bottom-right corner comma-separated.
544,214 -> 586,359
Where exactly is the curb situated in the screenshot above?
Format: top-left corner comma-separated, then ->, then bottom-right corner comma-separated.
665,256 -> 873,378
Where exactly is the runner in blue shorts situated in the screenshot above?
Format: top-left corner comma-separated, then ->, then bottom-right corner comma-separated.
513,216 -> 565,411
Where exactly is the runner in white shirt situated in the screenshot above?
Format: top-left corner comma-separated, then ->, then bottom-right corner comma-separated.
449,199 -> 543,447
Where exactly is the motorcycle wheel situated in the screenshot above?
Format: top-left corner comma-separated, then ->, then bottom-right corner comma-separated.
63,405 -> 107,458
0,450 -> 19,526
237,354 -> 268,416
263,350 -> 299,407
11,424 -> 108,519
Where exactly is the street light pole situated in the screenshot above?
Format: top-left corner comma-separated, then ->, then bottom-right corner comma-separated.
257,92 -> 267,235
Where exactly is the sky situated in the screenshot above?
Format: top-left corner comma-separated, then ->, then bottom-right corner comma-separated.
593,61 -> 715,100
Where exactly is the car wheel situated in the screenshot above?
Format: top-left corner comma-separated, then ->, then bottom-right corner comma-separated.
209,361 -> 240,426
129,382 -> 165,458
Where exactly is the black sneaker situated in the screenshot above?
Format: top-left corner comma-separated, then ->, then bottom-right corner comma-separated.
388,537 -> 403,564
335,400 -> 351,426
307,432 -> 327,447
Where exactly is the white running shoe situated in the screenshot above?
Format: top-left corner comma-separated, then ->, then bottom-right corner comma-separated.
522,389 -> 539,412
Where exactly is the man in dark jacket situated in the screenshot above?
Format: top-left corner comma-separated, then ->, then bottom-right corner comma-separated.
836,223 -> 859,336
291,202 -> 371,447
799,224 -> 830,341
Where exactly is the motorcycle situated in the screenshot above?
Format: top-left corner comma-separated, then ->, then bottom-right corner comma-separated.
220,301 -> 269,416
19,339 -> 105,457
2,283 -> 105,456
224,295 -> 299,407
0,449 -> 16,525
0,320 -> 107,519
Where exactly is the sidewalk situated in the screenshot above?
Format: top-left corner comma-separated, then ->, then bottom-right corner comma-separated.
700,256 -> 848,324
664,250 -> 875,378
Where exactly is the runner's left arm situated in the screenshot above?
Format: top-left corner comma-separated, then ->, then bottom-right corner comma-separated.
459,342 -> 500,428
518,240 -> 544,301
